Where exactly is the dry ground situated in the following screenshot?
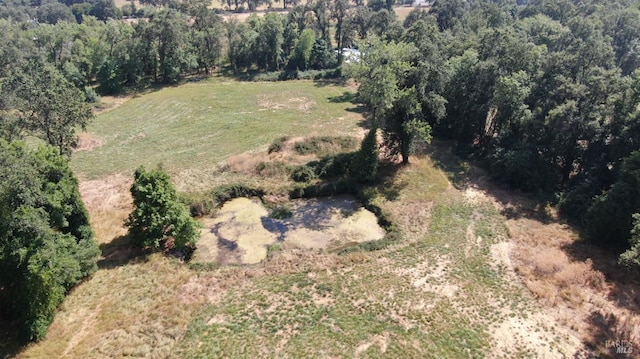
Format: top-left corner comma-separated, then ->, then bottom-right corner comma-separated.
11,126 -> 640,357
17,142 -> 640,358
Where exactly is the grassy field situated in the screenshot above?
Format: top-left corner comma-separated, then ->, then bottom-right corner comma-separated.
72,78 -> 363,180
9,76 -> 638,358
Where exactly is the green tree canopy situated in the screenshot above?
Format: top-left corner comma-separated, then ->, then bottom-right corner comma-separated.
125,166 -> 199,251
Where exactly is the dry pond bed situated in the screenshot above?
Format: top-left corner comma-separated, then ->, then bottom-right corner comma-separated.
192,195 -> 386,265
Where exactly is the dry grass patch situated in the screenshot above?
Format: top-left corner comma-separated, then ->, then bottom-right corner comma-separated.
257,92 -> 315,112
78,173 -> 132,245
20,254 -> 195,358
502,216 -> 640,355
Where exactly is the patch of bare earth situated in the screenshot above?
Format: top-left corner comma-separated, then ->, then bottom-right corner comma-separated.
257,92 -> 315,112
74,132 -> 105,152
462,177 -> 640,357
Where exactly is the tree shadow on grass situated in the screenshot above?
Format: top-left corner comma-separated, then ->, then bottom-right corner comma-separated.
328,91 -> 357,103
577,310 -> 639,358
98,234 -> 145,269
327,90 -> 369,116
313,77 -> 349,87
421,140 -> 640,357
422,139 -> 554,223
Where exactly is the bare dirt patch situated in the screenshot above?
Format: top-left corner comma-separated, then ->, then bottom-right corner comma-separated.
459,165 -> 640,357
74,132 -> 105,152
257,93 -> 315,112
506,218 -> 640,356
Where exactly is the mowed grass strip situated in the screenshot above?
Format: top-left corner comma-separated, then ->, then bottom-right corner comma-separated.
72,79 -> 363,178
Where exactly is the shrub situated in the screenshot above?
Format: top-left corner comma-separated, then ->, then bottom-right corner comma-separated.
620,213 -> 640,268
271,205 -> 293,219
290,165 -> 317,183
585,181 -> 639,250
255,161 -> 291,177
267,136 -> 289,154
293,136 -> 358,156
310,152 -> 356,179
487,144 -> 555,192
184,194 -> 216,217
125,166 -> 199,250
0,141 -> 100,341
558,179 -> 601,223
210,183 -> 265,205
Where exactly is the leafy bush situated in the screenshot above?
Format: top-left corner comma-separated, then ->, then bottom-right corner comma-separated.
487,144 -> 555,192
309,152 -> 356,179
585,181 -> 639,250
271,205 -> 293,219
558,179 -> 601,223
250,68 -> 342,82
620,213 -> 640,268
255,161 -> 291,177
289,179 -> 359,199
125,166 -> 199,250
352,128 -> 379,184
184,194 -> 216,217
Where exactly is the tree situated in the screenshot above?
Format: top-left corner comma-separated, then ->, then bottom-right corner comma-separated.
36,2 -> 75,24
226,19 -> 257,73
331,0 -> 350,63
125,166 -> 199,251
6,63 -> 93,155
351,38 -> 430,164
249,13 -> 285,71
151,9 -> 195,83
288,28 -> 315,70
0,140 -> 99,340
189,6 -> 224,74
310,38 -> 335,69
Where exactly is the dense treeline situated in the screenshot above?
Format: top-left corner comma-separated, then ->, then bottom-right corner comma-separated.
352,0 -> 640,265
0,141 -> 100,340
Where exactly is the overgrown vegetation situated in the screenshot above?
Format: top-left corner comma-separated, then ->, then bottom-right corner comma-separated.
0,140 -> 100,341
293,136 -> 358,156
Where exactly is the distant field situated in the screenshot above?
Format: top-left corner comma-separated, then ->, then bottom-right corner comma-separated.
72,78 -> 363,180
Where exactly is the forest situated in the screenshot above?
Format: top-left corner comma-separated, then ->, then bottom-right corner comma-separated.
1,0 -> 640,350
